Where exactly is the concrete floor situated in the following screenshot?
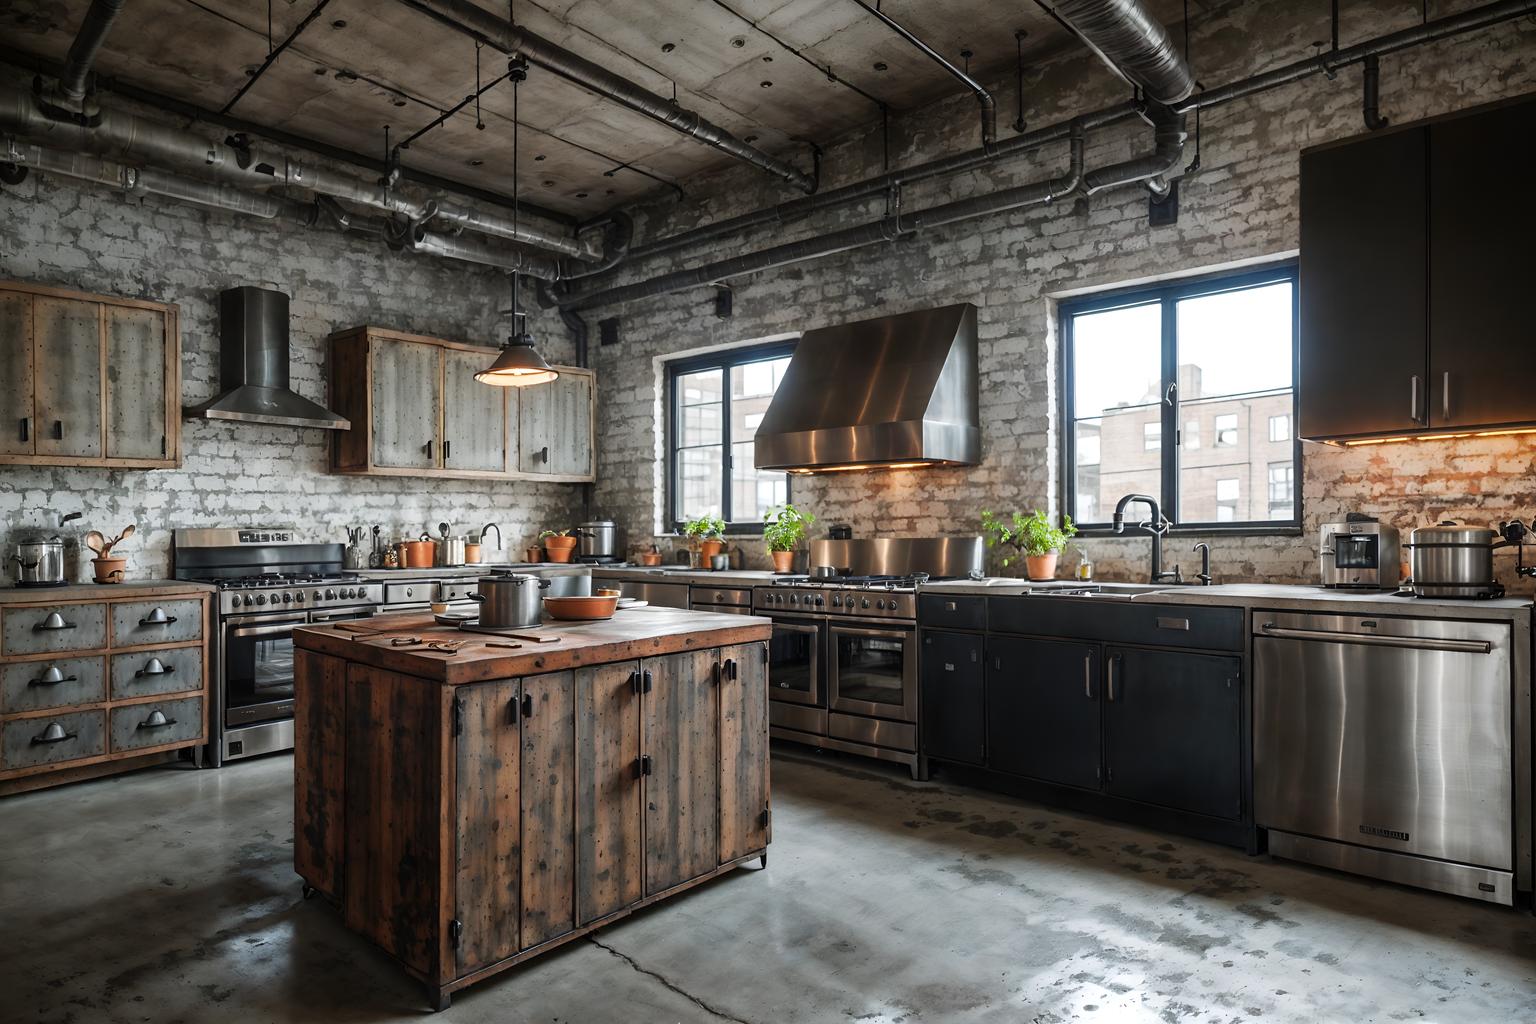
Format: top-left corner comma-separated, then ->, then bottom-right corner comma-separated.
2,752 -> 1534,1024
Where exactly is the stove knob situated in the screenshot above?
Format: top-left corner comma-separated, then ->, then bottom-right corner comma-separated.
875,599 -> 885,609
862,598 -> 870,609
282,592 -> 292,603
831,596 -> 840,607
255,594 -> 268,606
337,588 -> 349,600
294,592 -> 305,603
313,590 -> 324,602
815,596 -> 824,606
242,595 -> 254,607
325,589 -> 336,601
789,595 -> 798,605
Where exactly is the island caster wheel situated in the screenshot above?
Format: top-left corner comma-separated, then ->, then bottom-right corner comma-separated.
301,884 -> 318,901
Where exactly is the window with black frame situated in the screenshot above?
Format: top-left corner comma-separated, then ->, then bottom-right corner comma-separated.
1062,263 -> 1300,532
667,341 -> 796,533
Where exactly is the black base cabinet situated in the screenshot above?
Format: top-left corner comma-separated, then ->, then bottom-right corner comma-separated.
916,594 -> 1254,850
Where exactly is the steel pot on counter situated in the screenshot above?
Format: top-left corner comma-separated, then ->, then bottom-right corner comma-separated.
1405,521 -> 1504,598
10,535 -> 67,586
578,520 -> 618,560
469,573 -> 551,628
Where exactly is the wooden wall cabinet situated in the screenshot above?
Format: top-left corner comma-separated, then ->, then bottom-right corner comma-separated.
329,326 -> 595,482
0,281 -> 180,468
1299,95 -> 1536,441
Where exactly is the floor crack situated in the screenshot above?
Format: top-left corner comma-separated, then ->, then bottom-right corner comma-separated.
588,936 -> 755,1024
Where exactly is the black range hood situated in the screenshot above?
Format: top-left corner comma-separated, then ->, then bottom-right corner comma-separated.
183,287 -> 350,430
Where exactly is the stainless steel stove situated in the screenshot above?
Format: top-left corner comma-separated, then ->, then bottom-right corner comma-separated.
174,528 -> 382,766
755,574 -> 925,620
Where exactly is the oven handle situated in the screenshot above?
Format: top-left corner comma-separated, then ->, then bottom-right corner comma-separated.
828,624 -> 914,641
227,620 -> 307,640
1258,623 -> 1492,654
310,609 -> 378,624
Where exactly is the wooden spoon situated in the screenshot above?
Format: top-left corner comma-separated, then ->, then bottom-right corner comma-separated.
111,524 -> 136,548
83,531 -> 107,555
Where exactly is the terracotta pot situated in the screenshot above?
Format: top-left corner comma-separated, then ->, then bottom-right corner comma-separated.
544,536 -> 578,563
770,549 -> 796,573
464,542 -> 482,563
639,551 -> 663,566
92,556 -> 127,584
1025,552 -> 1060,582
525,545 -> 544,563
699,539 -> 724,562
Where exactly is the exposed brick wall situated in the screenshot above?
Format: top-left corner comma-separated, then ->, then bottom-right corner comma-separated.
579,0 -> 1536,589
0,86 -> 581,580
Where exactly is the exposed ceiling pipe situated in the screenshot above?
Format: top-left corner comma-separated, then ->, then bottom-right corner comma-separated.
554,123 -> 1084,312
1041,0 -> 1196,104
850,0 -> 997,149
392,221 -> 563,280
1081,103 -> 1185,194
0,83 -> 602,262
57,0 -> 129,102
396,0 -> 817,194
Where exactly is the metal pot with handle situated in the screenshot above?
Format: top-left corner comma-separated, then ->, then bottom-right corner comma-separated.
469,573 -> 550,628
1406,521 -> 1504,598
10,535 -> 66,586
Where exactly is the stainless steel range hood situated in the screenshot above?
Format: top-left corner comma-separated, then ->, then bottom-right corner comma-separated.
754,303 -> 979,473
183,287 -> 351,430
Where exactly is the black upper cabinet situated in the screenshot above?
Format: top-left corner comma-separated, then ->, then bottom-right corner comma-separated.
920,630 -> 986,766
1300,94 -> 1536,441
1428,100 -> 1536,430
1299,126 -> 1428,440
985,635 -> 1101,790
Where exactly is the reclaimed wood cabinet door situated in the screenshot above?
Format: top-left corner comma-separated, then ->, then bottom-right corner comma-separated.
519,670 -> 576,950
32,297 -> 102,459
574,662 -> 642,925
718,643 -> 769,864
442,347 -> 507,473
370,339 -> 440,469
518,371 -> 593,477
0,290 -> 32,456
453,678 -> 522,975
641,649 -> 719,895
105,305 -> 169,461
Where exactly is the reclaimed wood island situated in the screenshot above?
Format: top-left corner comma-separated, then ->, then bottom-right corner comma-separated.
291,606 -> 772,1010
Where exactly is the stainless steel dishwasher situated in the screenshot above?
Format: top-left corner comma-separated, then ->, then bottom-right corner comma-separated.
1254,609 -> 1520,904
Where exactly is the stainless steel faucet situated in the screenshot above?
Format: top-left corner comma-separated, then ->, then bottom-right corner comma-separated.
1111,493 -> 1181,584
480,523 -> 502,550
1193,542 -> 1213,586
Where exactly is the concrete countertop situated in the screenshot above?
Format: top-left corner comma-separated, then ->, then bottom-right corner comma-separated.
918,578 -> 1534,622
358,563 -> 590,582
589,567 -> 782,586
0,579 -> 214,604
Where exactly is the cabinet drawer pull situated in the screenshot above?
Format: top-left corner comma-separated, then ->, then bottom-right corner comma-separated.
19,417 -> 29,442
1442,371 -> 1451,421
1410,374 -> 1423,424
53,419 -> 63,440
34,612 -> 76,632
642,669 -> 653,693
538,445 -> 549,465
1155,617 -> 1190,631
521,692 -> 534,719
444,440 -> 452,460
29,666 -> 77,687
32,722 -> 77,745
139,609 -> 178,627
137,710 -> 177,730
639,754 -> 654,777
1107,655 -> 1120,702
1083,654 -> 1093,699
136,658 -> 174,678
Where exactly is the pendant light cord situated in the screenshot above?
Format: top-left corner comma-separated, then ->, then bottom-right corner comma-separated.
510,0 -> 522,341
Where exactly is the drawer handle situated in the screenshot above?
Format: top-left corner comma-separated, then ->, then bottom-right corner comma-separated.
136,657 -> 175,678
1156,617 -> 1190,631
32,722 -> 78,745
139,609 -> 178,627
29,665 -> 78,687
137,710 -> 178,730
34,612 -> 77,632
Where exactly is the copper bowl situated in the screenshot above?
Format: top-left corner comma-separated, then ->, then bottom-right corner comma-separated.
542,594 -> 620,621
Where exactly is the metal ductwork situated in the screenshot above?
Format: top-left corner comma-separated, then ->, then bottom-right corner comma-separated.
754,304 -> 980,473
853,0 -> 997,149
390,220 -> 563,280
1081,102 -> 1186,195
1043,0 -> 1196,105
396,0 -> 816,194
58,0 -> 129,101
0,83 -> 602,262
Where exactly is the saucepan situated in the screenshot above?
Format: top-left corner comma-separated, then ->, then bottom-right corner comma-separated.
470,573 -> 550,628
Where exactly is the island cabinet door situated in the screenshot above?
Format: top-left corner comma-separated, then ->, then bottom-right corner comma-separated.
575,662 -> 643,926
718,642 -> 770,864
641,649 -> 719,896
453,678 -> 523,976
518,670 -> 577,949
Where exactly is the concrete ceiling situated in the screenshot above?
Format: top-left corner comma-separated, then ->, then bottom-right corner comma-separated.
4,0 -> 1188,221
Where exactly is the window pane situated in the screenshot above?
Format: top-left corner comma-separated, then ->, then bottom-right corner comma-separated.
677,368 -> 723,406
1071,303 -> 1163,523
677,446 -> 721,522
1176,282 -> 1293,397
1184,419 -> 1200,449
731,441 -> 786,523
1268,414 -> 1290,443
729,357 -> 789,525
680,403 -> 722,446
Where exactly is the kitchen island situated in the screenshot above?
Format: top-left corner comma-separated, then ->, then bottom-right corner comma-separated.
292,606 -> 772,1010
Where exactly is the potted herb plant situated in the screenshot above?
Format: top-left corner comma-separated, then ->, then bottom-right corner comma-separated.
763,504 -> 815,573
683,514 -> 726,563
538,528 -> 580,563
981,509 -> 1077,581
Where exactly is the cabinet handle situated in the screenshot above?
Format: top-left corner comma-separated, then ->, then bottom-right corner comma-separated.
32,722 -> 77,745
1442,371 -> 1451,422
53,419 -> 63,440
19,417 -> 28,442
1410,375 -> 1422,424
138,609 -> 178,627
639,754 -> 654,776
1155,617 -> 1189,631
444,440 -> 452,460
1107,654 -> 1120,702
538,445 -> 549,464
630,669 -> 643,694
137,710 -> 177,730
33,613 -> 76,632
642,669 -> 653,693
1083,654 -> 1093,699
521,692 -> 534,719
425,439 -> 434,460
29,668 -> 77,687
136,658 -> 174,678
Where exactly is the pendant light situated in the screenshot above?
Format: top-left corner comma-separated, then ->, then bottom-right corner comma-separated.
476,45 -> 558,387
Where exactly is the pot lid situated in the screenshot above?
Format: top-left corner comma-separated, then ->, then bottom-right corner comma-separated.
13,531 -> 63,545
479,572 -> 538,584
1408,521 -> 1497,545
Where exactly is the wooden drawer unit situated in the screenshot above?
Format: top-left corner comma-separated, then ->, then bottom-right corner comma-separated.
110,696 -> 203,753
1,655 -> 107,713
2,710 -> 107,771
2,603 -> 107,656
112,599 -> 203,646
110,646 -> 203,699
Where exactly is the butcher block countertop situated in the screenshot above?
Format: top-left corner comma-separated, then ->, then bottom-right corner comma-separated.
0,579 -> 213,604
293,605 -> 773,684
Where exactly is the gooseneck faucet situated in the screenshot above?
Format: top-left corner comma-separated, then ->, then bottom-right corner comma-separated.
1193,542 -> 1213,586
1111,493 -> 1182,584
480,523 -> 502,551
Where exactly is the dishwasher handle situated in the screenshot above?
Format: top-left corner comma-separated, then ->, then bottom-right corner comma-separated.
1259,622 -> 1492,654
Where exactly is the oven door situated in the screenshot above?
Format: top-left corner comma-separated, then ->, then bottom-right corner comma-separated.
767,615 -> 823,707
221,614 -> 305,728
827,623 -> 917,722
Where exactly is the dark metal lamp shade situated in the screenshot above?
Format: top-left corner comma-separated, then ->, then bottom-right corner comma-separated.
474,333 -> 559,387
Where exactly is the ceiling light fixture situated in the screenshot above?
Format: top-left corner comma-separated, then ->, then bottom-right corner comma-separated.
475,42 -> 557,388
